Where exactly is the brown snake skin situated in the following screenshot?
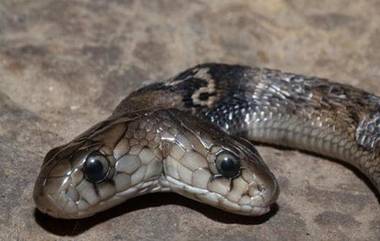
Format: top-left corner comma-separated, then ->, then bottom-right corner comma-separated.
34,63 -> 380,219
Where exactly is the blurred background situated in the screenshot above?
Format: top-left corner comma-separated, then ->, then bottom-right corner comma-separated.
0,1 -> 379,240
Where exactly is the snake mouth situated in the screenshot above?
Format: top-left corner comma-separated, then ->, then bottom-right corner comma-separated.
33,176 -> 68,219
161,176 -> 276,216
33,174 -> 162,219
34,174 -> 276,219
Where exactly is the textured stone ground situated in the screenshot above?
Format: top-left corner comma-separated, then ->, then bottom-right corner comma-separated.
0,1 -> 380,240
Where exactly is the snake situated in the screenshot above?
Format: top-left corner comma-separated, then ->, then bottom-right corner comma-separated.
33,63 -> 380,219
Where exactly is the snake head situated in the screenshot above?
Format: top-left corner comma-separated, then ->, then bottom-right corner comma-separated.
162,110 -> 279,216
33,116 -> 133,219
34,110 -> 278,219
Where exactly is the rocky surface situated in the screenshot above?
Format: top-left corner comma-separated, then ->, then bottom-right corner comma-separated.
0,1 -> 379,240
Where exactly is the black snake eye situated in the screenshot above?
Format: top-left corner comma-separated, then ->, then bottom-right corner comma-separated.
215,151 -> 241,178
83,152 -> 109,183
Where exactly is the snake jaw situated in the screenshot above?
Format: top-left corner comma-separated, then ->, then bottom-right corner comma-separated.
34,172 -> 164,219
161,176 -> 273,216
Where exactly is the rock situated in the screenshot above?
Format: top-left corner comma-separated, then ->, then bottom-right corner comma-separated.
0,1 -> 379,240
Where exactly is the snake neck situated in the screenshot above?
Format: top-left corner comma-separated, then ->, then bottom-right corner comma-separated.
186,64 -> 380,192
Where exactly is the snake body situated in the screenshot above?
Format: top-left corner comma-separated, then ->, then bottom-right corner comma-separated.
34,63 -> 380,219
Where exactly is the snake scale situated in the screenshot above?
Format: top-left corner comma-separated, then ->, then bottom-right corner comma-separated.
34,63 -> 380,219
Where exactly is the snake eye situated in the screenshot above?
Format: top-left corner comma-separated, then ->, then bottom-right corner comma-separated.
215,151 -> 241,178
83,152 -> 110,183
